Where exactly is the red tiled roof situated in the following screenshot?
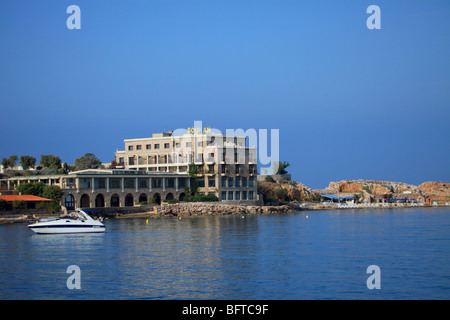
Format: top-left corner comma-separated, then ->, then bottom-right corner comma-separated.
0,195 -> 52,202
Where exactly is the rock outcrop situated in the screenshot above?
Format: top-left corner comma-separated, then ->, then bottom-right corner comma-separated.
257,180 -> 312,203
419,182 -> 450,203
325,180 -> 425,203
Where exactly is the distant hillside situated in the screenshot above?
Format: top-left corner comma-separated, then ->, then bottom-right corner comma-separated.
257,178 -> 450,204
325,180 -> 450,203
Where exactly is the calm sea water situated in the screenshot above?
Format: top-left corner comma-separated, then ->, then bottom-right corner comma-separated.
0,207 -> 449,300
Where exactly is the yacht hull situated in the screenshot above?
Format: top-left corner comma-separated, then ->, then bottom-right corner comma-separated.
28,224 -> 105,234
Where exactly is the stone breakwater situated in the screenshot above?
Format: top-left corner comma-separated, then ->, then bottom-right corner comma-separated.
155,202 -> 295,217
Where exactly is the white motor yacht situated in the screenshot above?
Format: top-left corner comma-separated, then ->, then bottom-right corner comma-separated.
28,209 -> 105,234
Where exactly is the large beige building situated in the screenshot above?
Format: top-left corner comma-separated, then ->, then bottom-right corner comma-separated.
115,131 -> 259,203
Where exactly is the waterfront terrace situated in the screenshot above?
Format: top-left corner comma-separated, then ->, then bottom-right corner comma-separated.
0,169 -> 190,210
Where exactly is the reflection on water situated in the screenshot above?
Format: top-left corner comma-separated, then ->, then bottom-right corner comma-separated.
0,208 -> 449,299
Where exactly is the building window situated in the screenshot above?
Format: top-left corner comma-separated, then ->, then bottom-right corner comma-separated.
152,178 -> 162,188
136,145 -> 142,150
138,178 -> 148,189
198,178 -> 205,188
175,143 -> 181,148
242,191 -> 247,200
128,145 -> 133,151
235,191 -> 240,200
119,157 -> 124,164
221,191 -> 227,200
242,177 -> 247,187
124,178 -> 135,189
110,178 -> 121,189
167,178 -> 175,188
221,178 -> 226,188
94,178 -> 106,189
128,157 -> 135,165
228,177 -> 233,188
249,191 -> 254,200
198,141 -> 203,147
208,177 -> 215,187
186,142 -> 192,148
154,144 -> 160,149
228,191 -> 233,200
164,143 -> 170,149
178,178 -> 186,188
235,177 -> 240,188
249,177 -> 254,187
146,144 -> 151,150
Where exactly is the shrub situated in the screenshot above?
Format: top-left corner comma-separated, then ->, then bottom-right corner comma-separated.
36,201 -> 47,210
167,199 -> 179,204
48,202 -> 61,212
0,199 -> 8,211
265,175 -> 275,182
184,194 -> 219,202
275,188 -> 288,201
362,186 -> 372,194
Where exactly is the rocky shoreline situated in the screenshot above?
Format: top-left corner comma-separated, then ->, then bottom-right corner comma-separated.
115,202 -> 296,219
1,179 -> 449,224
3,200 -> 449,224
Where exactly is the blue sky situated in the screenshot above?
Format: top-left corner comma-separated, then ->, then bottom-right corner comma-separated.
0,0 -> 449,189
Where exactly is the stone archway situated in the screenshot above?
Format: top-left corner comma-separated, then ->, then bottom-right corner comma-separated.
178,192 -> 186,202
80,194 -> 90,208
95,194 -> 105,207
125,193 -> 134,207
152,193 -> 161,205
165,193 -> 174,201
138,193 -> 148,204
111,194 -> 120,207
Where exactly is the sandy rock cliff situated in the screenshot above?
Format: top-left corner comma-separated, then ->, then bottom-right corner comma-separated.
325,180 -> 450,203
257,180 -> 312,202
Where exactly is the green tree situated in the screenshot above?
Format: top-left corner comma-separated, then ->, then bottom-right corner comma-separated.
1,155 -> 18,169
74,153 -> 102,171
0,199 -> 8,211
14,182 -> 45,196
20,155 -> 36,170
1,158 -> 9,169
187,163 -> 199,195
275,161 -> 290,175
9,155 -> 18,168
58,163 -> 69,174
40,154 -> 62,171
42,185 -> 64,204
